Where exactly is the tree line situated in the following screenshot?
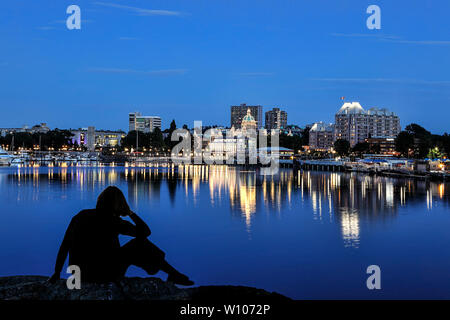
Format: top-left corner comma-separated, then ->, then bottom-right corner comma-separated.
0,130 -> 75,151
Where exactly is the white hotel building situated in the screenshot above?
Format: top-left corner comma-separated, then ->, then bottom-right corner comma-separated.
334,102 -> 401,147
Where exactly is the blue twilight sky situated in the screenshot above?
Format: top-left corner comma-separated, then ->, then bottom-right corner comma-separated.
0,0 -> 449,133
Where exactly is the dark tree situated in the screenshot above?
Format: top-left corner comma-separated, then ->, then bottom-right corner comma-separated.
405,123 -> 431,137
150,127 -> 165,149
164,120 -> 178,149
334,139 -> 350,156
279,133 -> 303,151
300,127 -> 310,147
352,142 -> 370,157
0,130 -> 73,151
121,131 -> 151,151
169,120 -> 177,133
395,131 -> 414,157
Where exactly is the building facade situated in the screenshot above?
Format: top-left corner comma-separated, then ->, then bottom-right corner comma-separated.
335,102 -> 400,147
0,123 -> 50,137
209,109 -> 260,162
366,107 -> 401,138
71,127 -> 126,151
129,112 -> 162,133
265,107 -> 287,130
309,122 -> 335,150
230,103 -> 263,129
365,136 -> 397,154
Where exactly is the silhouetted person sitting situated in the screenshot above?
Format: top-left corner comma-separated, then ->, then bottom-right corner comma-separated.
49,186 -> 194,286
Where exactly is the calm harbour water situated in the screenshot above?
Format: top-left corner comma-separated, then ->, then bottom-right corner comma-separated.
0,165 -> 449,299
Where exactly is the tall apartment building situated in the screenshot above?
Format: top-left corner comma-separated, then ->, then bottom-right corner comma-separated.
334,102 -> 400,147
265,107 -> 287,130
230,103 -> 263,129
309,122 -> 335,150
129,112 -> 162,133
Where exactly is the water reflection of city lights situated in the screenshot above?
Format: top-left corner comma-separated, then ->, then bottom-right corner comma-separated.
4,166 -> 449,247
340,208 -> 360,248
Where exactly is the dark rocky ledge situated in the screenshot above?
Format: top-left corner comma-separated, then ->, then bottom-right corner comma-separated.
0,276 -> 290,301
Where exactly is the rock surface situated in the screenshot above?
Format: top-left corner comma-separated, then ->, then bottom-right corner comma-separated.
0,276 -> 289,300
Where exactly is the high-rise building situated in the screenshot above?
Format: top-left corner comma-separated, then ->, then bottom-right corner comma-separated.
309,122 -> 335,150
265,107 -> 287,130
334,102 -> 400,147
129,112 -> 162,133
366,107 -> 401,138
230,104 -> 263,129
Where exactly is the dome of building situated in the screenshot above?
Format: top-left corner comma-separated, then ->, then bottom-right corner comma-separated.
241,108 -> 257,131
337,102 -> 365,115
242,109 -> 255,122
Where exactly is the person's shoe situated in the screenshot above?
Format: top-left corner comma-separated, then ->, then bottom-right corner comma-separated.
167,272 -> 194,286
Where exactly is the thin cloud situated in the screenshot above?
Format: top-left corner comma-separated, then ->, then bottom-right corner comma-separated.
311,78 -> 450,85
331,33 -> 450,45
382,39 -> 450,45
331,33 -> 399,40
118,37 -> 139,41
238,72 -> 274,76
87,67 -> 188,76
52,19 -> 93,24
38,19 -> 93,30
37,26 -> 56,30
94,2 -> 184,16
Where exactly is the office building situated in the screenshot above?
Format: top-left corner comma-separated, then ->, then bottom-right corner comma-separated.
265,107 -> 287,130
129,112 -> 162,133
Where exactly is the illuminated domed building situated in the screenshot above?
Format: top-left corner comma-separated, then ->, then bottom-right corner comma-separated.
208,109 -> 259,163
241,109 -> 257,133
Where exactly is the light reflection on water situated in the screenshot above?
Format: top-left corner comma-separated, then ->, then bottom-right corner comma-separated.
1,165 -> 449,299
3,166 -> 449,248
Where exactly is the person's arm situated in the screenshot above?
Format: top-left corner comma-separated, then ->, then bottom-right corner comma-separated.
48,219 -> 73,283
129,211 -> 151,237
117,211 -> 151,238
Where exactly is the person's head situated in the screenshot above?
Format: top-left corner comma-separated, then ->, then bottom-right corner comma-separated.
96,186 -> 130,217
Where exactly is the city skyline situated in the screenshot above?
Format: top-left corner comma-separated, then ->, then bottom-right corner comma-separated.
1,1 -> 449,133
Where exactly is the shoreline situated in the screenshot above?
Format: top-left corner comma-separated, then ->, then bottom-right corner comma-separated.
0,276 -> 290,301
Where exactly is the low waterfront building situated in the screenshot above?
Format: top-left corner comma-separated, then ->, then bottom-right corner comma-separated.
309,122 -> 335,151
71,127 -> 126,151
365,136 -> 397,155
0,123 -> 50,136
